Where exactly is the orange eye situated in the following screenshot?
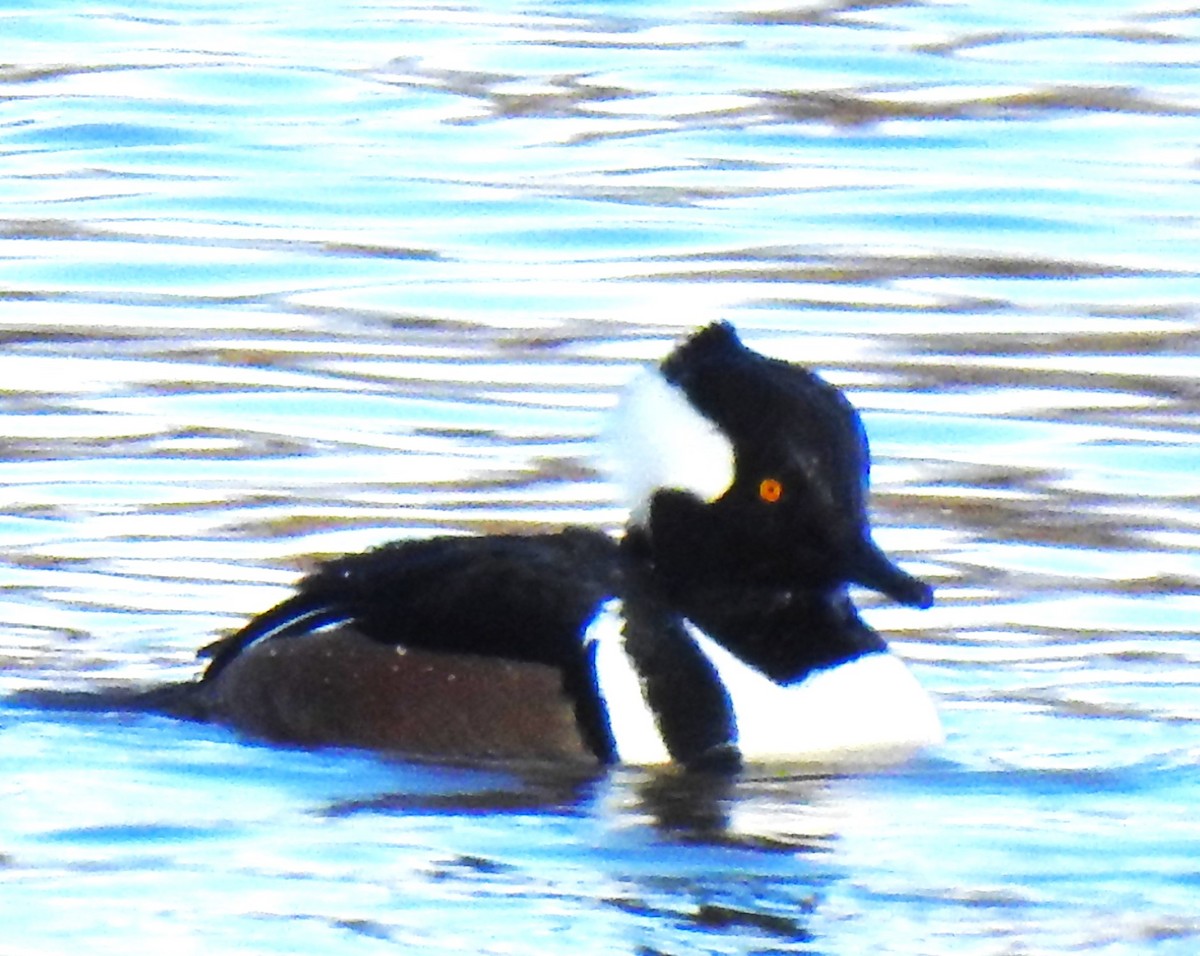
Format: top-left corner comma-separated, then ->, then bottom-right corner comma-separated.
758,478 -> 783,503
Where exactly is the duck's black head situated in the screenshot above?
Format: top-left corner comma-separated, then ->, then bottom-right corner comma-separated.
611,322 -> 931,609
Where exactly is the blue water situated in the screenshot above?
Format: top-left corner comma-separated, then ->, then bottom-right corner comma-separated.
2,1 -> 1200,953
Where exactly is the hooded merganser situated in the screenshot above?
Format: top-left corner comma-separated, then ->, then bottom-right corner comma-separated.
186,322 -> 941,769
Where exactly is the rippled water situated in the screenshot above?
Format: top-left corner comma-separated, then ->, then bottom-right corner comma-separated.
2,1 -> 1199,953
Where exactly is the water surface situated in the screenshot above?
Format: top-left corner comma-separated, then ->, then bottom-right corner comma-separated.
2,1 -> 1199,953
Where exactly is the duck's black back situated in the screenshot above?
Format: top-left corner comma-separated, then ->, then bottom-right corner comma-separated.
203,527 -> 622,679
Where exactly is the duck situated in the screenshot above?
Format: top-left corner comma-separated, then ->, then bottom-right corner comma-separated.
179,321 -> 942,770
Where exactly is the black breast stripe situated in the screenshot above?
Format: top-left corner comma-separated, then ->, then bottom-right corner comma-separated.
619,588 -> 738,769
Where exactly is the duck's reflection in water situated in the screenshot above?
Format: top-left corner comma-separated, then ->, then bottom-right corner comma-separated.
320,759 -> 849,951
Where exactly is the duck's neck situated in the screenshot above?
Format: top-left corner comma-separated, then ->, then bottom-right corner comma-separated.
619,531 -> 887,684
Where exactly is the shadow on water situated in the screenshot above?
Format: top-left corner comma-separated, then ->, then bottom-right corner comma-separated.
321,757 -> 835,850
317,759 -> 840,950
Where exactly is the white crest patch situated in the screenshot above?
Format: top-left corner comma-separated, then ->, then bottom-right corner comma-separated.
583,599 -> 672,765
682,623 -> 944,765
607,368 -> 736,526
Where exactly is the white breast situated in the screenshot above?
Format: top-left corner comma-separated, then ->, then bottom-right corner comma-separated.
683,622 -> 944,766
584,598 -> 943,767
584,599 -> 672,765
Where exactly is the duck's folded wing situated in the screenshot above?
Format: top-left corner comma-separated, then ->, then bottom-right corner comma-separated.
201,529 -> 622,682
200,594 -> 351,680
